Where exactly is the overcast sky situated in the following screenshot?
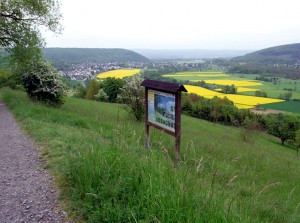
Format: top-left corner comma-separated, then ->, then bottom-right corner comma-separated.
43,0 -> 300,50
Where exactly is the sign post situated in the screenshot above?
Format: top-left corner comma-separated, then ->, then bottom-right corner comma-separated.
141,80 -> 187,165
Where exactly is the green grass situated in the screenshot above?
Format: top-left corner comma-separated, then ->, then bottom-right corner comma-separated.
1,88 -> 300,222
258,101 -> 300,114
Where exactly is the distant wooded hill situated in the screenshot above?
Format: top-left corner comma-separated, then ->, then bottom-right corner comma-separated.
43,48 -> 151,69
228,43 -> 300,79
232,43 -> 300,65
133,49 -> 254,59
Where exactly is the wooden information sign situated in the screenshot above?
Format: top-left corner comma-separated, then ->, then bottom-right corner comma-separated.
141,79 -> 187,165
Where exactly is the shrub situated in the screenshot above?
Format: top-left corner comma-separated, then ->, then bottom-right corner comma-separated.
220,84 -> 237,94
188,93 -> 201,102
21,60 -> 66,106
0,69 -> 23,89
118,75 -> 145,121
265,114 -> 300,145
279,92 -> 293,101
73,85 -> 87,99
255,91 -> 267,97
85,79 -> 100,100
295,129 -> 300,155
0,69 -> 12,87
96,89 -> 109,102
240,117 -> 261,143
101,77 -> 124,103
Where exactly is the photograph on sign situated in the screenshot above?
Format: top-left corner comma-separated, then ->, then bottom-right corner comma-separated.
148,90 -> 175,133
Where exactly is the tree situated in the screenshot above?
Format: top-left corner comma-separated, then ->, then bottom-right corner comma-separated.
261,91 -> 267,97
279,92 -> 293,101
95,89 -> 109,102
73,85 -> 87,99
198,80 -> 206,87
221,84 -> 237,94
118,75 -> 145,121
22,60 -> 66,106
0,0 -> 62,72
255,91 -> 262,97
0,0 -> 61,50
101,77 -> 124,103
85,79 -> 100,100
240,117 -> 261,143
255,91 -> 267,97
266,114 -> 299,146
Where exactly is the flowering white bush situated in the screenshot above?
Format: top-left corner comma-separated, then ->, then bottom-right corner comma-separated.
22,60 -> 66,106
118,75 -> 145,121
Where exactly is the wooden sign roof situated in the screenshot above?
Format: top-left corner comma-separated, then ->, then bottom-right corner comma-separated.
141,79 -> 187,93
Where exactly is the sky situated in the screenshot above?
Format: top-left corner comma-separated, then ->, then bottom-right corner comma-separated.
43,0 -> 300,50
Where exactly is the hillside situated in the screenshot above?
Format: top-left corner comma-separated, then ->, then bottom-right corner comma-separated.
133,49 -> 253,59
232,43 -> 300,65
0,88 -> 299,222
43,48 -> 151,66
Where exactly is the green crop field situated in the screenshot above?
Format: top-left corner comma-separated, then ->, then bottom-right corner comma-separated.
240,79 -> 300,99
258,101 -> 300,114
1,87 -> 299,222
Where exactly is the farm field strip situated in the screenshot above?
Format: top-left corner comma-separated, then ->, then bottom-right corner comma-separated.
183,85 -> 223,98
184,85 -> 284,109
163,72 -> 229,77
164,72 -> 261,81
215,87 -> 260,92
97,69 -> 141,79
176,71 -> 224,75
164,74 -> 229,77
193,79 -> 263,87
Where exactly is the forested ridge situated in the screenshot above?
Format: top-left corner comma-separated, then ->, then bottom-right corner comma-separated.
232,43 -> 300,65
227,43 -> 300,79
43,48 -> 151,68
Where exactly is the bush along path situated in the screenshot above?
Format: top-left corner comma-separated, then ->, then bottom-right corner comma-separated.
0,98 -> 69,223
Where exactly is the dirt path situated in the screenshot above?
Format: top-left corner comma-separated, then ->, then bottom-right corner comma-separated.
250,108 -> 287,115
0,98 -> 69,222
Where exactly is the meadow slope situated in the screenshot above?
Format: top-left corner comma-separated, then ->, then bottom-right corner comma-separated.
0,88 -> 299,222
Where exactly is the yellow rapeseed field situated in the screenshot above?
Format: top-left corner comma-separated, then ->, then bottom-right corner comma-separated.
97,69 -> 141,79
196,79 -> 263,87
225,94 -> 284,109
184,85 -> 223,99
184,85 -> 284,109
215,87 -> 260,93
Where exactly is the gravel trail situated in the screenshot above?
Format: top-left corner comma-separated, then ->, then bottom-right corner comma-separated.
0,99 -> 69,222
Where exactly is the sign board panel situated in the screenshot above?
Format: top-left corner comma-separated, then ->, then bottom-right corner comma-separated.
141,79 -> 187,165
148,90 -> 175,133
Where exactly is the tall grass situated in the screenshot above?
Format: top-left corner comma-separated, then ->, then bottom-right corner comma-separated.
1,88 -> 299,222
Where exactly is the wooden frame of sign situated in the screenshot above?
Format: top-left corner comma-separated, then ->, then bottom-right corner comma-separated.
141,79 -> 187,165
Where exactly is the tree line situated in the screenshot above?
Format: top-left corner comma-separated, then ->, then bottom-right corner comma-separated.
74,75 -> 145,121
228,65 -> 300,79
